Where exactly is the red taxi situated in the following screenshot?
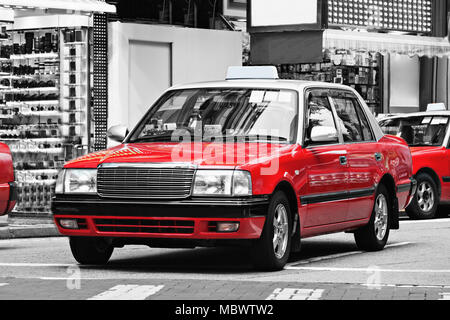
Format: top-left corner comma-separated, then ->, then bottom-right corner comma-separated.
52,67 -> 416,270
380,111 -> 450,219
0,142 -> 17,216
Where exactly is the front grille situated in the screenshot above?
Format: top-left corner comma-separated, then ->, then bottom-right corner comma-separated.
94,218 -> 195,235
97,165 -> 195,199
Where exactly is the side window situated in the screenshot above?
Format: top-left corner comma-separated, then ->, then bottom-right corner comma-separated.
305,91 -> 338,145
332,93 -> 374,143
354,100 -> 375,141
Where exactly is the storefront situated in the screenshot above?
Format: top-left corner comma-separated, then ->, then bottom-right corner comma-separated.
248,0 -> 450,116
0,0 -> 116,217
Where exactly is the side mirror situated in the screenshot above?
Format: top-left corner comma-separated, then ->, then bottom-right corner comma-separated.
107,125 -> 129,143
310,126 -> 338,143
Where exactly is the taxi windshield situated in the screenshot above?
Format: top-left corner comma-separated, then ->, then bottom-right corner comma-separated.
380,116 -> 449,147
127,88 -> 298,144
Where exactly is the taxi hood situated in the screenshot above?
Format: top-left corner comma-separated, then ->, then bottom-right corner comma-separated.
64,142 -> 297,169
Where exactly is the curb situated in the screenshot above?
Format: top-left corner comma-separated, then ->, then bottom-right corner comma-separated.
0,225 -> 61,240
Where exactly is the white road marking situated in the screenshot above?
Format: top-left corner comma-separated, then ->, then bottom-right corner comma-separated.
386,242 -> 412,248
287,242 -> 411,266
439,293 -> 450,300
88,285 -> 164,300
0,237 -> 63,243
285,266 -> 450,273
0,242 -> 410,270
0,283 -> 8,287
401,218 -> 450,224
266,288 -> 324,300
361,284 -> 450,289
0,263 -> 74,267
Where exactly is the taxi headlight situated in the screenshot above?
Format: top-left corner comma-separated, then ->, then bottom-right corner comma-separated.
193,170 -> 252,196
56,169 -> 97,194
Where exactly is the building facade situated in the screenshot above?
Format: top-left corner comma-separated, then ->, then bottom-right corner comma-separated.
248,0 -> 450,116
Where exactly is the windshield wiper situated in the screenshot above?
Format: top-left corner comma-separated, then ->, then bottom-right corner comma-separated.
409,144 -> 433,147
242,134 -> 288,142
130,135 -> 177,143
131,133 -> 289,143
203,134 -> 288,143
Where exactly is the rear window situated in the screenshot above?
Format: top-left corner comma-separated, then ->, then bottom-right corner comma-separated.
380,116 -> 449,147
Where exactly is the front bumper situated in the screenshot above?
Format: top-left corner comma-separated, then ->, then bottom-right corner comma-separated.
1,182 -> 17,216
404,178 -> 418,208
410,178 -> 418,200
52,196 -> 269,240
397,178 -> 417,206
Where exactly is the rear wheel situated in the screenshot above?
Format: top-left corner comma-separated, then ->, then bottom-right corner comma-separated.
406,173 -> 439,220
354,184 -> 390,251
69,237 -> 114,265
252,191 -> 292,271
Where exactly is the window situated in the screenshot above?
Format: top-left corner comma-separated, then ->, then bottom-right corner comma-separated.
380,116 -> 449,147
305,91 -> 338,145
332,93 -> 374,143
354,101 -> 374,141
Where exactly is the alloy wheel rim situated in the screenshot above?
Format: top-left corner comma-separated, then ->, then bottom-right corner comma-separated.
273,204 -> 289,259
374,194 -> 388,241
417,182 -> 435,213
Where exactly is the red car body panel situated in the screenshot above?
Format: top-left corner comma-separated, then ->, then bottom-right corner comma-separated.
409,146 -> 450,202
54,135 -> 414,240
0,143 -> 16,215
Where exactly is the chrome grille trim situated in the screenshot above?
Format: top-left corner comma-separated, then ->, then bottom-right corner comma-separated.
97,163 -> 196,199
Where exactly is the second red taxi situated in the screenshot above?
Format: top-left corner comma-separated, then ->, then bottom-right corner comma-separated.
380,110 -> 450,219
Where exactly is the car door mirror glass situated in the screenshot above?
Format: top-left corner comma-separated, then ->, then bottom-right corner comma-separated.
310,126 -> 338,143
107,125 -> 129,143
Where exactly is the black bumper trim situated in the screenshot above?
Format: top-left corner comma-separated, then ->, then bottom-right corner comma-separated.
51,196 -> 270,218
398,178 -> 417,196
398,183 -> 412,193
8,182 -> 18,202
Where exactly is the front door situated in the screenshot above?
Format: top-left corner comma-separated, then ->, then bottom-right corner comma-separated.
302,90 -> 349,228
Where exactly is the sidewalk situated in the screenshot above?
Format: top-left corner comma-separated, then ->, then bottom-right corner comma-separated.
0,216 -> 61,240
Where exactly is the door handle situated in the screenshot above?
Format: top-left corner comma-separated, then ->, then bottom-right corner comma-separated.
375,153 -> 382,162
339,156 -> 348,166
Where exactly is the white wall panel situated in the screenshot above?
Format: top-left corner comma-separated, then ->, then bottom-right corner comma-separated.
108,22 -> 242,144
389,54 -> 420,111
128,41 -> 172,129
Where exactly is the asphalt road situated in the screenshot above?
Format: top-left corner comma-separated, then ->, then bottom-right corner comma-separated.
0,216 -> 449,300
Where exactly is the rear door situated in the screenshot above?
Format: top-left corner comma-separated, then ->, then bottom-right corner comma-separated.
330,90 -> 380,222
302,89 -> 350,228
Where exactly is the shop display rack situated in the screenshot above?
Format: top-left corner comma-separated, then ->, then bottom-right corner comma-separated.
0,27 -> 91,216
277,49 -> 383,115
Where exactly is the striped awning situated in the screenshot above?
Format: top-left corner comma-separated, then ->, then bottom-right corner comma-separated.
0,0 -> 116,14
324,29 -> 450,57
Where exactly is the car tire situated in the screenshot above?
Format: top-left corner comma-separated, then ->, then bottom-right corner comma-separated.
406,173 -> 439,220
354,184 -> 390,252
252,191 -> 292,271
69,237 -> 114,265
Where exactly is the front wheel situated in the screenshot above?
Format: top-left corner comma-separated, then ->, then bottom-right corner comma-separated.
69,237 -> 114,265
354,184 -> 390,252
406,173 -> 439,220
252,191 -> 292,271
